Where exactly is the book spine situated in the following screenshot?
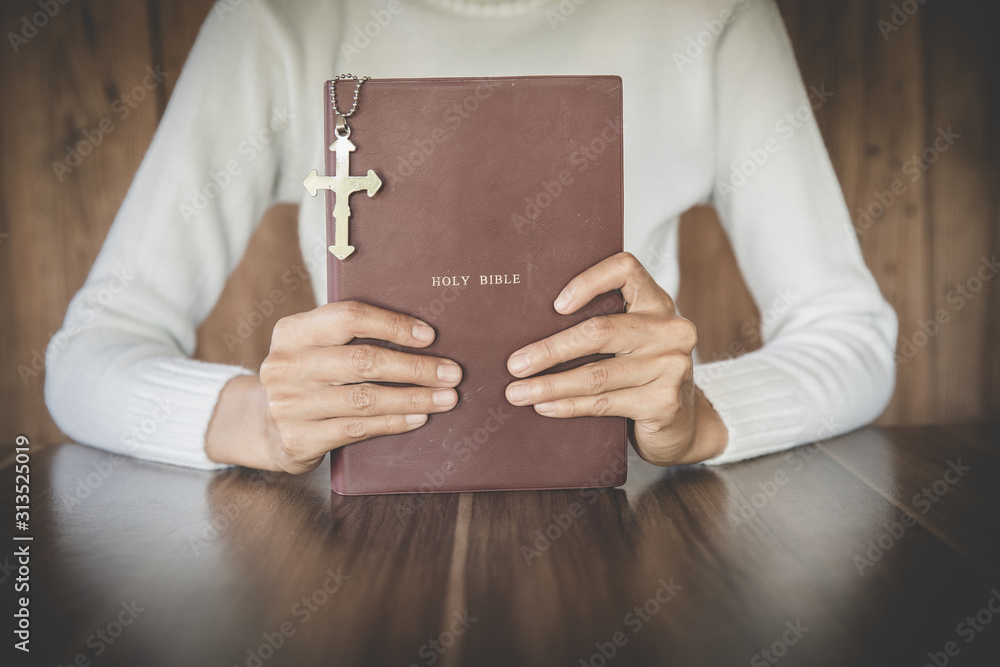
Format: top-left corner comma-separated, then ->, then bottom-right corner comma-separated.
324,80 -> 349,493
324,80 -> 342,306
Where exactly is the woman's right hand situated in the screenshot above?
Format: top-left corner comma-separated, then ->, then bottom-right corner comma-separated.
206,301 -> 461,473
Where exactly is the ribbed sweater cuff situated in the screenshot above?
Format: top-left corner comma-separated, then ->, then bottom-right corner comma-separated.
693,355 -> 812,465
125,358 -> 254,470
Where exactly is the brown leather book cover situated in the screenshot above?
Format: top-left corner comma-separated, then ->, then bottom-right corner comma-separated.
320,75 -> 626,495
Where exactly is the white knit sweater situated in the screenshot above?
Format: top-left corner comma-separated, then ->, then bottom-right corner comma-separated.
45,0 -> 898,470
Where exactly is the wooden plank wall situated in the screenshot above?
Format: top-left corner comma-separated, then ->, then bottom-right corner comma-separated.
772,0 -> 999,424
1,0 -> 997,446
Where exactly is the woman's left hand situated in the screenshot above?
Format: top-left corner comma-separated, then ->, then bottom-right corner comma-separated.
505,252 -> 728,466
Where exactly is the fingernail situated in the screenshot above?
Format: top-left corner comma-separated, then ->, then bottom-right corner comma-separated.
507,383 -> 531,404
412,323 -> 435,343
436,361 -> 462,384
554,288 -> 573,313
405,414 -> 428,426
508,353 -> 530,375
433,389 -> 457,407
535,402 -> 556,414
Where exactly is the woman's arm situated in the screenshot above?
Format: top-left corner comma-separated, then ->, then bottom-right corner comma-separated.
45,2 -> 301,469
695,0 -> 898,463
500,0 -> 896,466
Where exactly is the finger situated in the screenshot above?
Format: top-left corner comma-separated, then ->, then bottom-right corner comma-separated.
324,413 -> 431,448
531,387 -> 641,420
553,251 -> 671,315
267,344 -> 462,387
505,355 -> 661,406
272,301 -> 438,350
533,375 -> 694,421
507,313 -> 650,378
281,413 -> 431,465
271,384 -> 458,421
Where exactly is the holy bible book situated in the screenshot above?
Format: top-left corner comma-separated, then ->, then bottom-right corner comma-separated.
313,75 -> 626,495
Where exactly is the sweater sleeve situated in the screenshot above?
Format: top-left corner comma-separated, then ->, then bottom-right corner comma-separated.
693,0 -> 898,464
45,2 -> 301,470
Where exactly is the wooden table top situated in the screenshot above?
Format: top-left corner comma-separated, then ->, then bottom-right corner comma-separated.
4,424 -> 999,667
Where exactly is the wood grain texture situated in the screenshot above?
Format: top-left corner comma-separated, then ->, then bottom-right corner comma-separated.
1,0 -> 169,446
778,0 -> 937,424
922,1 -> 1000,421
1,0 -> 998,446
3,425 -> 998,666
